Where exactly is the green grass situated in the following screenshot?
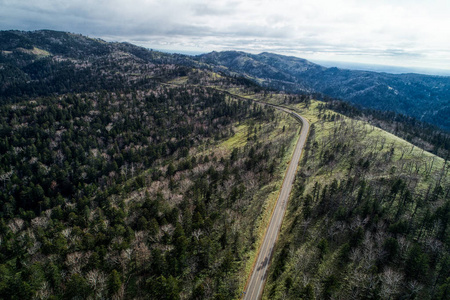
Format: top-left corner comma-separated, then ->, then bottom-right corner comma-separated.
261,93 -> 449,300
168,76 -> 189,85
218,124 -> 248,151
16,47 -> 51,57
289,99 -> 448,192
201,84 -> 449,299
225,99 -> 304,297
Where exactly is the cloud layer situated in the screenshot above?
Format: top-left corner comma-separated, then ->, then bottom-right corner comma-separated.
1,0 -> 449,69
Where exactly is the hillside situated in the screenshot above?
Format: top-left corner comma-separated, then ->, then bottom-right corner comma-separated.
197,51 -> 450,131
0,82 -> 303,299
0,30 -> 198,103
0,30 -> 304,299
0,30 -> 449,299
250,95 -> 450,299
200,87 -> 450,299
2,30 -> 450,133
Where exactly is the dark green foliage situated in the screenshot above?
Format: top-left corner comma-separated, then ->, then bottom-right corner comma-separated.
108,269 -> 122,296
388,220 -> 409,235
272,244 -> 290,280
349,226 -> 364,248
149,275 -> 180,300
405,244 -> 430,281
323,275 -> 340,299
221,249 -> 234,275
302,283 -> 315,300
266,102 -> 450,299
383,237 -> 399,262
167,162 -> 176,177
436,277 -> 450,300
317,238 -> 328,261
338,243 -> 351,265
0,85 -> 246,216
192,283 -> 206,300
0,58 -> 291,299
65,273 -> 91,299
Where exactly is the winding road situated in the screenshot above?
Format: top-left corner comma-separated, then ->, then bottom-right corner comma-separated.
243,104 -> 310,300
167,84 -> 310,299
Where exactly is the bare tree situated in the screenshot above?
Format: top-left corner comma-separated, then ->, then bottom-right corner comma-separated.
380,268 -> 403,299
0,170 -> 13,188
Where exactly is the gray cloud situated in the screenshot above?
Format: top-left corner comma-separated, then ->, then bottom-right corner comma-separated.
192,2 -> 239,16
0,0 -> 449,70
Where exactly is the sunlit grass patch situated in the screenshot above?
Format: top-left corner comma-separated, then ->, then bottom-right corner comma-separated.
168,76 -> 189,85
218,124 -> 248,151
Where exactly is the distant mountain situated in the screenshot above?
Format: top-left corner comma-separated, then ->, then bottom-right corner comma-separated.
0,30 -> 197,102
0,30 -> 192,61
314,60 -> 450,76
0,30 -> 309,300
0,30 -> 449,300
197,51 -> 450,131
1,30 -> 449,131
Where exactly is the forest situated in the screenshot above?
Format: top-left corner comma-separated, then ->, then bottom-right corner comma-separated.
322,99 -> 450,160
259,97 -> 450,299
0,30 -> 449,299
0,71 -> 303,298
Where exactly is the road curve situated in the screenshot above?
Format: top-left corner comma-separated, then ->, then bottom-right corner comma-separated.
243,104 -> 310,300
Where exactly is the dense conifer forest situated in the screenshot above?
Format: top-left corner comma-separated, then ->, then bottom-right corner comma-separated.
0,76 -> 303,298
0,30 -> 449,299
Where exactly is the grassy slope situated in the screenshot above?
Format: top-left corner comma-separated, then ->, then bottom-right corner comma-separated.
259,96 -> 449,299
211,90 -> 302,297
166,72 -> 306,297
236,107 -> 301,296
139,88 -> 301,298
171,76 -> 311,298
119,88 -> 301,298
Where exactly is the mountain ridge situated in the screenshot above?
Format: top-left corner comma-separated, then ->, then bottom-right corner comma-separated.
197,50 -> 450,131
1,29 -> 449,132
0,29 -> 449,300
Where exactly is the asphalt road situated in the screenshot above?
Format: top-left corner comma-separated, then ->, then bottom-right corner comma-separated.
243,105 -> 310,300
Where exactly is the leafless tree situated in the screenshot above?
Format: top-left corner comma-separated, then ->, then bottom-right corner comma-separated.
0,170 -> 13,188
86,269 -> 107,299
380,268 -> 403,299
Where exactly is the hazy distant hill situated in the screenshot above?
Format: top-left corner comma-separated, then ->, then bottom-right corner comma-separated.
196,51 -> 324,91
1,30 -> 449,131
198,51 -> 450,131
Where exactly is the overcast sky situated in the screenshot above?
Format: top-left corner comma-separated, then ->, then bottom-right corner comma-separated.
1,0 -> 450,71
